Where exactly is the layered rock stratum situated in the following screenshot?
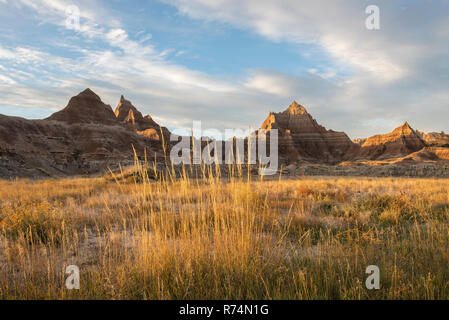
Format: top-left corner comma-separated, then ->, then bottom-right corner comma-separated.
114,95 -> 170,141
258,101 -> 358,164
1,90 -> 449,178
0,89 -> 169,178
255,101 -> 449,171
47,88 -> 118,125
357,122 -> 426,160
416,130 -> 449,147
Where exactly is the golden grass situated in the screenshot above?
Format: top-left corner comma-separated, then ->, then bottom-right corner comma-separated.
0,166 -> 449,299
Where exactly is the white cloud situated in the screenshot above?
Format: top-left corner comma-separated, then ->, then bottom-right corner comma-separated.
245,71 -> 292,96
1,0 -> 449,139
106,29 -> 128,43
0,74 -> 16,84
159,0 -> 449,137
139,33 -> 153,43
164,0 -> 415,82
0,46 -> 46,64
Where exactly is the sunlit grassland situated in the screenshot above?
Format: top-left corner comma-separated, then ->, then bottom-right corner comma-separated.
1,166 -> 449,299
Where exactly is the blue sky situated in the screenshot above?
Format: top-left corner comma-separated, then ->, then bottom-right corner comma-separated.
0,0 -> 448,139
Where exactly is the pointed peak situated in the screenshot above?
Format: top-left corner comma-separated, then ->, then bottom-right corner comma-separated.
115,95 -> 144,122
393,121 -> 415,135
400,121 -> 413,130
116,96 -> 133,111
118,95 -> 131,106
79,88 -> 101,101
81,88 -> 94,94
47,88 -> 117,124
283,101 -> 308,115
125,109 -> 136,124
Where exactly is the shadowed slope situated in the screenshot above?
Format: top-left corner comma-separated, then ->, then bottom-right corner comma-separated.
47,89 -> 117,125
0,89 -> 166,178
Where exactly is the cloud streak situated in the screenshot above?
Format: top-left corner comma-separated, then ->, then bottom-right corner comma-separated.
0,0 -> 448,139
163,0 -> 449,136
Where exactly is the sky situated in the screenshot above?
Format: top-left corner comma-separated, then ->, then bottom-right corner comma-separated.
0,0 -> 448,139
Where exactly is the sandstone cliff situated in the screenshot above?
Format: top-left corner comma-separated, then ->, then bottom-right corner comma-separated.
0,89 -> 167,178
259,101 -> 359,164
115,96 -> 170,141
47,88 -> 118,125
357,122 -> 426,160
2,91 -> 449,179
416,130 -> 449,147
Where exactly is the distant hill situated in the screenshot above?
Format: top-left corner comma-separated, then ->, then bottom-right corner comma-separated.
0,89 -> 170,178
1,89 -> 449,178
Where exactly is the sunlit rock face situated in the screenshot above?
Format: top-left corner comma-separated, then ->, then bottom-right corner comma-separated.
259,101 -> 358,164
358,122 -> 426,160
0,89 -> 167,178
114,95 -> 170,141
3,90 -> 449,179
416,130 -> 449,147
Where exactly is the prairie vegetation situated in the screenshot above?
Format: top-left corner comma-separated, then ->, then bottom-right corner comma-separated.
0,164 -> 449,299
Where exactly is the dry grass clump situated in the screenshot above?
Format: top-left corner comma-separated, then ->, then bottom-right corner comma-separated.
0,166 -> 449,299
0,201 -> 67,244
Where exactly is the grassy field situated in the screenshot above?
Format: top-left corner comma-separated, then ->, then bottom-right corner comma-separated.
0,164 -> 449,300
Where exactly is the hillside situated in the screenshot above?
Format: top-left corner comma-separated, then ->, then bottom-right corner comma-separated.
1,90 -> 449,178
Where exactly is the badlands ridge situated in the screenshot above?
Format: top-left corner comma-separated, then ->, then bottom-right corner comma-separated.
1,89 -> 449,178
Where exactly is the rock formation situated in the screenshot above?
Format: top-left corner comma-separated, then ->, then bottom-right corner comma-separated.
115,95 -> 170,141
353,138 -> 367,146
357,122 -> 426,160
258,101 -> 358,164
397,147 -> 449,163
0,89 -> 168,178
47,88 -> 118,125
2,91 -> 449,179
416,130 -> 449,147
